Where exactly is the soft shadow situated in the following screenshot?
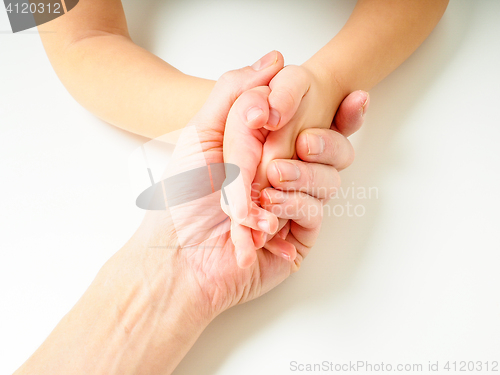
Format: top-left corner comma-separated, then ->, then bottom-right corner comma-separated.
121,0 -> 166,50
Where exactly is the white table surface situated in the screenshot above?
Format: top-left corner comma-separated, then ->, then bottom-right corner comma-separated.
1,1 -> 499,374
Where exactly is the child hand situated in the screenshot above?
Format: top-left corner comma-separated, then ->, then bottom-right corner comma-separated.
221,85 -> 287,267
252,64 -> 348,196
222,64 -> 347,265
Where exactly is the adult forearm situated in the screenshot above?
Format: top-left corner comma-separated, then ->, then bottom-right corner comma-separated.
14,238 -> 211,375
304,0 -> 449,97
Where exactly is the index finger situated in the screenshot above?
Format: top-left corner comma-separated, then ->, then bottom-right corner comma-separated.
222,87 -> 279,234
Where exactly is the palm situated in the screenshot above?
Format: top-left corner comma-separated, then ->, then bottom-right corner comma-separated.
166,119 -> 291,312
180,230 -> 290,313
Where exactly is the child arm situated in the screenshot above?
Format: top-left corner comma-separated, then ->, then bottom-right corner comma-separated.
223,0 -> 449,261
38,0 -> 215,138
303,0 -> 450,100
251,0 -> 450,196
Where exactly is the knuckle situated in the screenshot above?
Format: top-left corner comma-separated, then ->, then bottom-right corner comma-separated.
310,214 -> 323,230
218,70 -> 234,83
291,65 -> 312,90
297,191 -> 309,208
306,163 -> 317,189
218,69 -> 240,87
345,143 -> 356,167
217,66 -> 258,101
291,257 -> 302,273
328,171 -> 341,199
328,134 -> 340,161
288,64 -> 308,80
271,86 -> 297,112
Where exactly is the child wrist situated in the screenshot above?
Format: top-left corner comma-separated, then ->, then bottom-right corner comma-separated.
302,59 -> 347,108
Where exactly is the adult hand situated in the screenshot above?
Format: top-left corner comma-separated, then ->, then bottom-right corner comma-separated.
137,54 -> 370,319
221,85 -> 368,268
14,53 -> 369,375
221,62 -> 369,267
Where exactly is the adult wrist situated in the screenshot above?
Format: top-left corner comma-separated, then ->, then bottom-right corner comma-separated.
129,213 -> 221,323
109,227 -> 217,327
17,233 -> 213,375
88,242 -> 212,374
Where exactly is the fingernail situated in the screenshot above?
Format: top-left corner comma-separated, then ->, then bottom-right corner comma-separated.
274,161 -> 300,182
268,108 -> 281,128
263,189 -> 286,204
278,226 -> 288,239
281,252 -> 291,261
306,134 -> 325,155
235,248 -> 242,265
258,220 -> 271,233
246,106 -> 263,123
261,231 -> 268,243
263,189 -> 273,204
251,51 -> 278,71
361,91 -> 370,116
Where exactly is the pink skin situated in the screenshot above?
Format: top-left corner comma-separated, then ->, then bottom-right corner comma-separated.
142,54 -> 370,316
223,62 -> 369,268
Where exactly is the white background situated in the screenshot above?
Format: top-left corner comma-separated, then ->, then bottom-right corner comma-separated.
1,1 -> 499,374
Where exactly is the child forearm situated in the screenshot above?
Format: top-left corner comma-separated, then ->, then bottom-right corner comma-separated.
38,0 -> 215,138
47,35 -> 215,138
304,0 -> 449,102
